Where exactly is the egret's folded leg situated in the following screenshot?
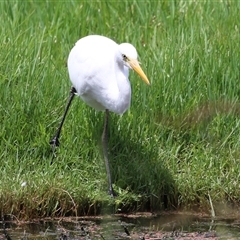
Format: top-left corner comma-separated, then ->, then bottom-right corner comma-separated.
50,86 -> 77,148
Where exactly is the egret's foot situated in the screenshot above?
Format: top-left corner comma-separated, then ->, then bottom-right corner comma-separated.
109,187 -> 118,198
49,136 -> 60,148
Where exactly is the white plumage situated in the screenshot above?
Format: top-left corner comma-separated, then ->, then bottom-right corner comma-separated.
50,35 -> 150,196
67,35 -> 149,114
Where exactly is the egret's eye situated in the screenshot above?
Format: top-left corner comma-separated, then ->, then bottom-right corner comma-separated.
122,54 -> 127,61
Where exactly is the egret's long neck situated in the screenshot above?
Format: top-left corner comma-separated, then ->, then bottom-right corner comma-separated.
116,65 -> 131,113
106,64 -> 131,115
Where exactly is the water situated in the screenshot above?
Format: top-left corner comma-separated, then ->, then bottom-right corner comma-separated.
1,213 -> 240,239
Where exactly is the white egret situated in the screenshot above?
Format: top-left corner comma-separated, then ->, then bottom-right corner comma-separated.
50,35 -> 150,196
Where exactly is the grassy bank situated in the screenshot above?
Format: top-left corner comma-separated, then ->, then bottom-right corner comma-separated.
1,0 -> 240,219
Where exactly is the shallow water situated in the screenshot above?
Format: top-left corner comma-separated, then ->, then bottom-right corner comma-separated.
1,213 -> 240,239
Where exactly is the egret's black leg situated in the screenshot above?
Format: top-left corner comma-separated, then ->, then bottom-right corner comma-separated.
50,86 -> 77,148
102,109 -> 116,197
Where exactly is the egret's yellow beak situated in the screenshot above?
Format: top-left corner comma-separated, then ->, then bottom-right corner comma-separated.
128,59 -> 150,85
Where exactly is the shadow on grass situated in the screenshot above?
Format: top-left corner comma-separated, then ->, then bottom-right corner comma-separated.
102,120 -> 178,213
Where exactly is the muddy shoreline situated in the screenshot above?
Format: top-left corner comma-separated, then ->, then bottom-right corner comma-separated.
1,211 -> 240,239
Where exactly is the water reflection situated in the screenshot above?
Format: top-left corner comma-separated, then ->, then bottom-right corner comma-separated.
1,213 -> 240,239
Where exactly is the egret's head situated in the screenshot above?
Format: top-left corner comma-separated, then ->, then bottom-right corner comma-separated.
119,43 -> 150,85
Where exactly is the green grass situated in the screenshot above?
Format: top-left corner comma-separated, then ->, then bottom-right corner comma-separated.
1,0 -> 240,219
